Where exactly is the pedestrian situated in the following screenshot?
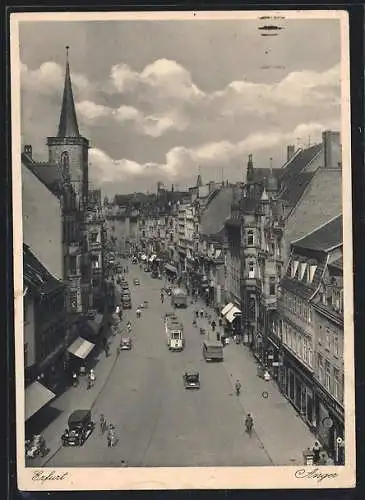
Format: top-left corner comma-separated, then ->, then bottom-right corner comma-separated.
211,320 -> 216,332
116,346 -> 120,357
100,414 -> 107,434
245,413 -> 254,436
313,441 -> 321,464
195,310 -> 199,319
219,318 -> 223,328
200,309 -> 204,319
216,332 -> 220,341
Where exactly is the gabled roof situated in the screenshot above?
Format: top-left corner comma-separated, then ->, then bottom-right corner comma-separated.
23,244 -> 64,295
293,215 -> 342,253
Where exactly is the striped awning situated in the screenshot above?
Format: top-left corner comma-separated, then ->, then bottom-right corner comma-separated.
225,306 -> 242,323
221,302 -> 234,316
25,381 -> 56,421
67,337 -> 95,360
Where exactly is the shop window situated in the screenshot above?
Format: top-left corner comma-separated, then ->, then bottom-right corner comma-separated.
298,335 -> 303,359
325,361 -> 332,392
308,346 -> 313,367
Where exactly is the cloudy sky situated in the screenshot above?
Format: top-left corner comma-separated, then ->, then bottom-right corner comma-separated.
19,16 -> 343,195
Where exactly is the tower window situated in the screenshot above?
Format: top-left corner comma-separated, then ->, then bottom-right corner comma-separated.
247,230 -> 254,246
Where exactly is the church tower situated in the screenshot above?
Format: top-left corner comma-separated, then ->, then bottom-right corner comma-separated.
47,47 -> 89,209
246,154 -> 254,183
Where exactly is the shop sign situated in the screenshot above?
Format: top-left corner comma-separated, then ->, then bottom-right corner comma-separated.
316,385 -> 344,420
268,354 -> 274,360
272,361 -> 281,367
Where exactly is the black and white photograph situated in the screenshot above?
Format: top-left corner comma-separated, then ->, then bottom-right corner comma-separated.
11,10 -> 355,490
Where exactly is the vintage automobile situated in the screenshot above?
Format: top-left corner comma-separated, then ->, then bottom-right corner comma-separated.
183,370 -> 200,389
120,336 -> 132,350
133,278 -> 140,285
61,410 -> 95,447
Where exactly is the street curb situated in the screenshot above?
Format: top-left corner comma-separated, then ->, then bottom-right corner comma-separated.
40,354 -> 119,467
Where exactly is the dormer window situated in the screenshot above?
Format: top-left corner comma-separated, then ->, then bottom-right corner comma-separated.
299,262 -> 307,280
309,264 -> 317,283
290,259 -> 299,278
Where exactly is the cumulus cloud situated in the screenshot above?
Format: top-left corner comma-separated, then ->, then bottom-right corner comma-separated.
89,119 -> 339,193
21,61 -> 96,98
20,56 -> 341,193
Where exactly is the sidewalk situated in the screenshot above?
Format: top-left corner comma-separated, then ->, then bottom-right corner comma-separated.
26,324 -> 122,467
197,304 -> 315,466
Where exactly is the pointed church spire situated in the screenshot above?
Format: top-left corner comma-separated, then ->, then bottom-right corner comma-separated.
246,153 -> 254,183
195,164 -> 203,187
57,46 -> 80,138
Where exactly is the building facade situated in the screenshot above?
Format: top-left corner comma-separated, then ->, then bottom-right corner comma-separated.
271,216 -> 344,462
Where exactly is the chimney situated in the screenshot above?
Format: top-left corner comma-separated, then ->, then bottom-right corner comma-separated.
24,144 -> 32,158
322,130 -> 341,168
287,145 -> 295,162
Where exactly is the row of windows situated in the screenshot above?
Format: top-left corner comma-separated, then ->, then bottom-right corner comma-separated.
317,353 -> 344,403
281,321 -> 313,367
282,290 -> 312,324
318,324 -> 341,357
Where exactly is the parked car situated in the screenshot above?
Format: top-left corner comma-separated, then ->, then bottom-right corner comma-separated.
133,278 -> 140,285
183,370 -> 200,389
61,410 -> 95,446
120,337 -> 132,350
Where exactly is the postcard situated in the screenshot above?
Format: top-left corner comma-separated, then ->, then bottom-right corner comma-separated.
11,9 -> 355,490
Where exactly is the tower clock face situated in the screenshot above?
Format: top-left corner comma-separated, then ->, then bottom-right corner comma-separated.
61,151 -> 70,181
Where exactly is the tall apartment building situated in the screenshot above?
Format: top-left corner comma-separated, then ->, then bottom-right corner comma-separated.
272,216 -> 344,462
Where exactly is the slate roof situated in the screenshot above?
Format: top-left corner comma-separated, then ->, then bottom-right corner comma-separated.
23,244 -> 64,295
200,187 -> 234,236
279,143 -> 322,207
280,144 -> 322,187
293,215 -> 342,252
328,257 -> 343,271
22,154 -> 63,197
